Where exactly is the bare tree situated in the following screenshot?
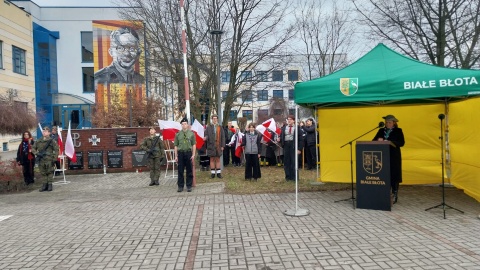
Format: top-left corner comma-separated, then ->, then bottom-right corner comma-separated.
294,0 -> 356,80
218,0 -> 296,126
352,0 -> 480,68
0,90 -> 37,135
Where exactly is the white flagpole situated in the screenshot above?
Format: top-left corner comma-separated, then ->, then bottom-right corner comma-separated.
284,105 -> 309,217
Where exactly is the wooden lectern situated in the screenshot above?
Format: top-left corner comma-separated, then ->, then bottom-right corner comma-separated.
355,141 -> 395,211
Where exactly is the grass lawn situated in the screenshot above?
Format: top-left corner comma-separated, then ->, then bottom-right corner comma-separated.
195,164 -> 349,194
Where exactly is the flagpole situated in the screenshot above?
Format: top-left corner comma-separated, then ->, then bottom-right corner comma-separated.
53,123 -> 70,185
283,105 -> 309,217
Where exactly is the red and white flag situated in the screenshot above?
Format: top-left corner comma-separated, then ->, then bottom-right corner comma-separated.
235,131 -> 244,158
57,126 -> 64,155
256,118 -> 276,142
158,120 -> 181,141
65,121 -> 77,163
191,119 -> 205,150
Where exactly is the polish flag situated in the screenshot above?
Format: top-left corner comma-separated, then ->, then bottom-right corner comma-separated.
191,119 -> 205,150
235,131 -> 244,158
158,120 -> 181,141
256,118 -> 276,142
65,121 -> 77,163
57,126 -> 64,155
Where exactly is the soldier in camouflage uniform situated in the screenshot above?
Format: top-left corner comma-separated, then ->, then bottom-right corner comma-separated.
140,127 -> 165,186
32,127 -> 59,192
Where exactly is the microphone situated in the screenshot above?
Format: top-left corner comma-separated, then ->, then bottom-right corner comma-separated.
438,114 -> 445,120
378,122 -> 385,127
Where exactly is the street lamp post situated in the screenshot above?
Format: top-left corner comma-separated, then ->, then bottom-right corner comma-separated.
210,29 -> 223,124
210,29 -> 223,170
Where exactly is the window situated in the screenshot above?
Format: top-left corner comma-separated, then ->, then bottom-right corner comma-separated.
257,109 -> 268,118
288,70 -> 299,81
221,71 -> 230,83
242,90 -> 252,102
256,71 -> 268,81
240,70 -> 252,81
274,109 -> 283,116
0,41 -> 3,69
12,46 -> 26,75
272,70 -> 283,81
229,110 -> 238,121
257,90 -> 268,101
82,67 -> 94,92
288,89 -> 294,100
273,90 -> 283,98
81,32 -> 93,62
289,109 -> 295,116
221,91 -> 228,101
242,110 -> 253,120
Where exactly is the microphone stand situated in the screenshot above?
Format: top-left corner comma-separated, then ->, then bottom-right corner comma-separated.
335,124 -> 383,209
425,114 -> 463,219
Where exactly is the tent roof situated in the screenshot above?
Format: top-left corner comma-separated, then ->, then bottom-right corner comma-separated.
294,43 -> 480,107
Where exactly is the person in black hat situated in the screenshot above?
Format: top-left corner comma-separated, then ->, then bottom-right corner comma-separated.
174,118 -> 196,192
373,114 -> 405,204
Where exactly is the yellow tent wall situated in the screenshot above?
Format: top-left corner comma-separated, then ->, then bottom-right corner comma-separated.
449,98 -> 480,202
318,104 -> 445,185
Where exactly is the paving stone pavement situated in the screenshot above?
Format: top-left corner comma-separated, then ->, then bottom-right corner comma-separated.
0,171 -> 479,270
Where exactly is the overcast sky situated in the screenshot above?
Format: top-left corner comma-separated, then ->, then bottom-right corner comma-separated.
31,0 -> 116,6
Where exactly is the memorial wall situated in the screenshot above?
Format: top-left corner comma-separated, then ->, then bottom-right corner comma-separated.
61,127 -> 155,174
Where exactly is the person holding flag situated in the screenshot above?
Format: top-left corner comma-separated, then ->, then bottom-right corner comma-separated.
227,127 -> 243,167
241,123 -> 262,181
51,126 -> 63,175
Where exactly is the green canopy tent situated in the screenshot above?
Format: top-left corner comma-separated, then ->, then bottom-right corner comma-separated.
294,44 -> 480,202
295,43 -> 480,107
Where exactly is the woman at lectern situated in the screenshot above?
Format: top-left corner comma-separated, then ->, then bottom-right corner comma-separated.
373,115 -> 405,204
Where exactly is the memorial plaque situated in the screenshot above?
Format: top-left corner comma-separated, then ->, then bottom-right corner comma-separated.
107,150 -> 123,168
116,132 -> 137,146
132,150 -> 148,167
68,152 -> 84,170
88,151 -> 104,169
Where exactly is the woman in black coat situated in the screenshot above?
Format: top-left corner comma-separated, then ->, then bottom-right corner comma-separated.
16,131 -> 35,185
373,115 -> 405,204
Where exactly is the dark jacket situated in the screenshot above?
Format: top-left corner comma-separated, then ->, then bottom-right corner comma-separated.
302,124 -> 316,146
280,125 -> 304,151
241,130 -> 262,154
373,127 -> 405,183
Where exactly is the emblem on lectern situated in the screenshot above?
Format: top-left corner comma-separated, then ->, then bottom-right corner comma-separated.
363,151 -> 382,174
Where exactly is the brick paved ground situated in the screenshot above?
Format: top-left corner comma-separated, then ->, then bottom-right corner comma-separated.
0,171 -> 479,270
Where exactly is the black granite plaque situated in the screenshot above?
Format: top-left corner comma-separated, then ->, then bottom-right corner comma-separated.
107,150 -> 123,168
88,151 -> 104,169
116,132 -> 137,146
131,150 -> 148,167
68,152 -> 84,170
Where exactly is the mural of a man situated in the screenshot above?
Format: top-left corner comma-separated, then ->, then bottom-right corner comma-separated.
94,27 -> 144,85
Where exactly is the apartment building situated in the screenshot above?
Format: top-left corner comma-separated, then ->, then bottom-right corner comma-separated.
0,0 -> 35,151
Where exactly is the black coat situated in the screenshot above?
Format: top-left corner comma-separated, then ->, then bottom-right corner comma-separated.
373,127 -> 405,183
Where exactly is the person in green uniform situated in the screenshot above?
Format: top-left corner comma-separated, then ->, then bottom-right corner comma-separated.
32,127 -> 59,192
174,118 -> 196,192
140,126 -> 164,186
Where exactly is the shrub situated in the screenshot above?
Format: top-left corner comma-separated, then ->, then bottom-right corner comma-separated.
0,158 -> 25,193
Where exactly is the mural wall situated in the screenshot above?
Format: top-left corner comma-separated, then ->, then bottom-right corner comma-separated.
93,20 -> 145,111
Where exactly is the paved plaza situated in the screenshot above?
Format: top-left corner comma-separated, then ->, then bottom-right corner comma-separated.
0,169 -> 479,270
